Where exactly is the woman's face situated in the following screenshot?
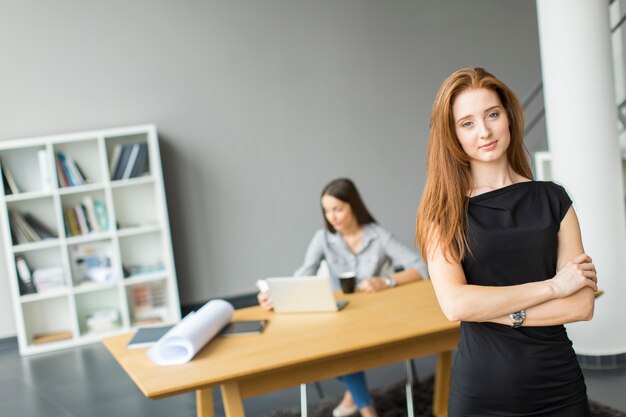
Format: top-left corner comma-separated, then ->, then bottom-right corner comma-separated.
452,88 -> 510,164
321,194 -> 357,232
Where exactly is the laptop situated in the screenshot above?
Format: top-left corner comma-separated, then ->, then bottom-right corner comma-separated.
265,276 -> 349,313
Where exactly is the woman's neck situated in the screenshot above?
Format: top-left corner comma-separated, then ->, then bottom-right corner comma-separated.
469,160 -> 527,196
339,223 -> 362,238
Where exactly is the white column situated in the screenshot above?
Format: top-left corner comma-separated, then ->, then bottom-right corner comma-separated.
536,0 -> 626,356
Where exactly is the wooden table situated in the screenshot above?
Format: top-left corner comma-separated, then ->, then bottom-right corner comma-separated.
103,280 -> 460,417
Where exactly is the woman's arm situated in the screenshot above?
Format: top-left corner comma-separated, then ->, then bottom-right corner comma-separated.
487,207 -> 596,326
426,213 -> 597,323
358,228 -> 427,292
358,267 -> 421,292
258,230 -> 326,310
293,230 -> 325,276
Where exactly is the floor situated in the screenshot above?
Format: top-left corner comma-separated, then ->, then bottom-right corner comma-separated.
0,338 -> 625,417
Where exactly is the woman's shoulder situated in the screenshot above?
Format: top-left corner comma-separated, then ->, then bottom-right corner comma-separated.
532,180 -> 570,196
363,223 -> 393,240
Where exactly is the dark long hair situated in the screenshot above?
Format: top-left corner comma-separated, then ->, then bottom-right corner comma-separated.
321,178 -> 376,233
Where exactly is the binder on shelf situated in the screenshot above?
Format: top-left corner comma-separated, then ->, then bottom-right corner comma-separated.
121,143 -> 141,180
15,255 -> 36,295
112,145 -> 133,180
129,143 -> 149,178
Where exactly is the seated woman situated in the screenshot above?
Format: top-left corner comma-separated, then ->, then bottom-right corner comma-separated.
257,178 -> 428,417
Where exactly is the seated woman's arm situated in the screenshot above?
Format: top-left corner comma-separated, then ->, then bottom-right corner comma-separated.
358,230 -> 427,292
426,208 -> 597,323
257,230 -> 325,310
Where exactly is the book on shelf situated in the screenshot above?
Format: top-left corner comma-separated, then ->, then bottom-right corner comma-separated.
130,143 -> 149,178
109,145 -> 123,175
82,196 -> 100,233
32,267 -> 65,292
111,143 -> 149,180
93,200 -> 109,231
63,198 -> 108,236
121,143 -> 141,180
23,213 -> 56,240
85,307 -> 120,334
64,207 -> 80,236
56,152 -> 89,187
74,204 -> 90,235
55,157 -> 69,187
1,158 -> 19,195
124,261 -> 165,277
131,283 -> 167,323
112,145 -> 132,180
71,243 -> 114,284
37,149 -> 53,192
15,255 -> 36,295
8,210 -> 56,245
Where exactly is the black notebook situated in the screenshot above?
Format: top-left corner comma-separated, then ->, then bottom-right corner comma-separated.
126,320 -> 268,349
127,325 -> 173,349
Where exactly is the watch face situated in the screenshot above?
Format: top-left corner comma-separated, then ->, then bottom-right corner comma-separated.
511,310 -> 526,327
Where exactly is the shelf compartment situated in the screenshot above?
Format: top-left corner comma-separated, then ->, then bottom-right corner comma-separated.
0,145 -> 52,195
23,296 -> 74,347
126,279 -> 171,326
105,132 -> 151,182
74,288 -> 122,336
68,239 -> 119,287
118,231 -> 166,279
61,190 -> 110,237
112,181 -> 159,230
14,246 -> 67,297
7,197 -> 59,246
53,139 -> 102,188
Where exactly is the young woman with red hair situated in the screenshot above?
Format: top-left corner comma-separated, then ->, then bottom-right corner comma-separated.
416,67 -> 598,416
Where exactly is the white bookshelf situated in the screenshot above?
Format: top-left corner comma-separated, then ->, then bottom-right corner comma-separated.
0,124 -> 181,355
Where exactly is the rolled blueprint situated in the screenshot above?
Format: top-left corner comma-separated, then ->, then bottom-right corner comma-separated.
147,299 -> 234,365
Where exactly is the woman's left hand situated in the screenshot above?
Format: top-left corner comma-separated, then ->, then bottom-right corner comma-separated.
357,277 -> 388,293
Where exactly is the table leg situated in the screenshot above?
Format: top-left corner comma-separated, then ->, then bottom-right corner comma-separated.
221,382 -> 246,417
432,350 -> 452,417
196,388 -> 214,417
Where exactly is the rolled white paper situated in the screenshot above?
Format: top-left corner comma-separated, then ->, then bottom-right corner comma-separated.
147,299 -> 234,366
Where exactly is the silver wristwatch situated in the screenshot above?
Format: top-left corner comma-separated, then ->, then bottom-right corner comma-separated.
384,276 -> 397,288
510,309 -> 526,328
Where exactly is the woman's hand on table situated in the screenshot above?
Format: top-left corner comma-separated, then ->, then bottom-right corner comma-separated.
357,277 -> 388,293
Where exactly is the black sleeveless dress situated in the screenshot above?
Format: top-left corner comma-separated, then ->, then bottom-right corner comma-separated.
448,181 -> 590,417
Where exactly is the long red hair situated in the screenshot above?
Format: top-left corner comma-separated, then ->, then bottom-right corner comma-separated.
416,67 -> 533,262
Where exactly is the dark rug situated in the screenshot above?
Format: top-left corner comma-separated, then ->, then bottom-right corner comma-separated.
263,376 -> 626,417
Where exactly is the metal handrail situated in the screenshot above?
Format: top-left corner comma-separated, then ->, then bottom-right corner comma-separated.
612,13 -> 626,33
525,108 -> 545,136
521,80 -> 543,109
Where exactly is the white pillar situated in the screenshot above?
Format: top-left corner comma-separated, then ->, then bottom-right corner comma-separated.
536,0 -> 626,356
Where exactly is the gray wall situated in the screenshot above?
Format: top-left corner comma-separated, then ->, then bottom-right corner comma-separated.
0,0 -> 542,338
